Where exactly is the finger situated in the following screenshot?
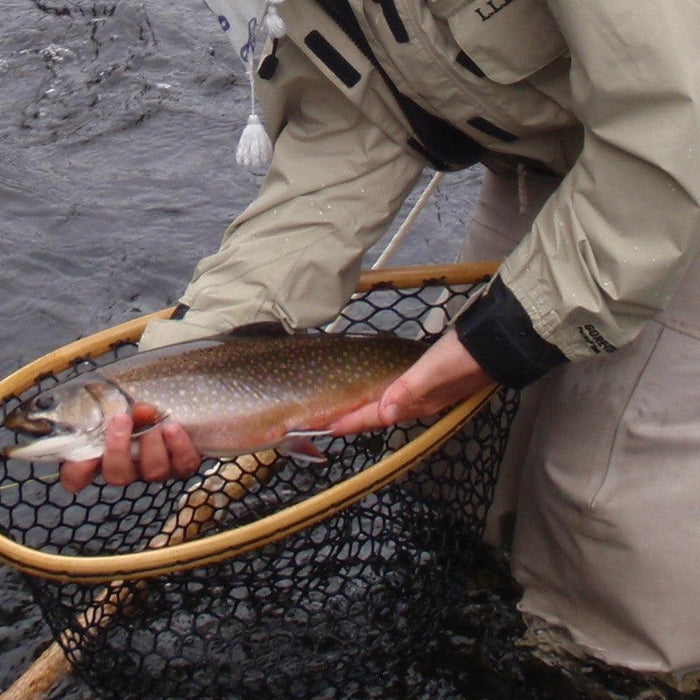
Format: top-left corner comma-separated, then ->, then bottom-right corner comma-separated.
162,423 -> 201,479
101,414 -> 139,486
331,376 -> 420,435
330,400 -> 385,436
60,459 -> 101,493
379,367 -> 456,421
137,426 -> 171,482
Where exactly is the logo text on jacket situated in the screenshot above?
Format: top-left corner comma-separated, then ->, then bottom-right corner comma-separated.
577,324 -> 617,355
474,0 -> 517,21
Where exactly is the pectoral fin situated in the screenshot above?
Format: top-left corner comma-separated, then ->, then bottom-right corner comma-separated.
278,430 -> 332,464
130,404 -> 170,437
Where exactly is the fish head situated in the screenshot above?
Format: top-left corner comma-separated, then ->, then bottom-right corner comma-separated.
3,375 -> 130,438
1,375 -> 132,462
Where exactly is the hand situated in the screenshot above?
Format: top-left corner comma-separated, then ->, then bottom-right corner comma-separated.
60,407 -> 202,493
330,328 -> 493,435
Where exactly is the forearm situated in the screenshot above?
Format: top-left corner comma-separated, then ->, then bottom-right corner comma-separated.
503,138 -> 700,362
140,41 -> 424,350
179,123 -> 423,332
458,1 -> 700,383
534,2 -> 699,357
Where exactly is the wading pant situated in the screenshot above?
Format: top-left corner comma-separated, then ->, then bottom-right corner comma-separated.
464,168 -> 700,687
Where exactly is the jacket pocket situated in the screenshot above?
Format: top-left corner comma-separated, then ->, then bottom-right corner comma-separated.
429,0 -> 567,84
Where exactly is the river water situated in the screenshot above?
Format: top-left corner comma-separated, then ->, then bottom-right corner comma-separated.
0,2 -> 685,699
0,0 -> 480,381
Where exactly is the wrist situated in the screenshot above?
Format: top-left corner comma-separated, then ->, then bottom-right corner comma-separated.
455,276 -> 568,389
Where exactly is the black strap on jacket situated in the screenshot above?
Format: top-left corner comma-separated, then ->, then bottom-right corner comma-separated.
313,0 -> 485,170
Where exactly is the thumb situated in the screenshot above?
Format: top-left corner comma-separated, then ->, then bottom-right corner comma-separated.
378,377 -> 415,425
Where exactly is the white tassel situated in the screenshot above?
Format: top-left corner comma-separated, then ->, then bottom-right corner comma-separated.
264,4 -> 286,39
236,113 -> 273,167
226,1 -> 285,169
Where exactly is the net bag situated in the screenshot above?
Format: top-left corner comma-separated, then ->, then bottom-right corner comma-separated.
0,264 -> 518,699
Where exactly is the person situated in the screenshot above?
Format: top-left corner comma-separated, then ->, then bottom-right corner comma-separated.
60,0 -> 700,688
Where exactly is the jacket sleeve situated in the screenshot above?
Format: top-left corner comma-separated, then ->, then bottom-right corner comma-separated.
459,1 -> 700,381
139,38 -> 424,350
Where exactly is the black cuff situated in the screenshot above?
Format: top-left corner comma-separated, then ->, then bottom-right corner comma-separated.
455,277 -> 568,389
170,303 -> 190,320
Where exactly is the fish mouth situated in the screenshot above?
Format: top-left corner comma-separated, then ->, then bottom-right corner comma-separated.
3,410 -> 55,437
1,436 -> 42,460
1,431 -> 104,463
0,443 -> 25,460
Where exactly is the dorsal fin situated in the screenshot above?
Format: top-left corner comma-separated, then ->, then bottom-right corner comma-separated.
217,321 -> 289,340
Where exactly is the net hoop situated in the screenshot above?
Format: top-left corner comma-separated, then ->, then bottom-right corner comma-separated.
0,262 -> 499,584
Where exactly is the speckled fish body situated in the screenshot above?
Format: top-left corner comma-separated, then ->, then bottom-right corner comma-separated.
2,334 -> 426,462
102,334 -> 424,455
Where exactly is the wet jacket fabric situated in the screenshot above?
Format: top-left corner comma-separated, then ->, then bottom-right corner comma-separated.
140,0 -> 700,393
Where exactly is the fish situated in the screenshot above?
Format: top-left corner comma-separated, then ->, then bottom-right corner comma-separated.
1,332 -> 426,464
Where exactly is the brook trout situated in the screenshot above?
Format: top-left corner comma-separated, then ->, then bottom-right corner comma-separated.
1,333 -> 425,463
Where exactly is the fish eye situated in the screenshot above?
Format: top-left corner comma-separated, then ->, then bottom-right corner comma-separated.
34,395 -> 57,411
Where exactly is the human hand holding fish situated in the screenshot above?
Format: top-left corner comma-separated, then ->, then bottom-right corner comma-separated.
5,332 -> 486,491
329,328 -> 493,435
59,411 -> 201,493
55,329 -> 490,491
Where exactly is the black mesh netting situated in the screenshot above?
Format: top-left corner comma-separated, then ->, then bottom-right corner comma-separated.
0,277 -> 519,699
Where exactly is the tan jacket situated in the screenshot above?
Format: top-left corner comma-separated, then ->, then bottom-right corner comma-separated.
140,0 -> 700,371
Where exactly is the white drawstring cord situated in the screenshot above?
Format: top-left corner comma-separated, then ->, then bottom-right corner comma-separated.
235,1 -> 286,168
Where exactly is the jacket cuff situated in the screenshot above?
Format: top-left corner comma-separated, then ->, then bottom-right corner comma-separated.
455,277 -> 568,389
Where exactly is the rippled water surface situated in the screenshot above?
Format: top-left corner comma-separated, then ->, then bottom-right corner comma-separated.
0,2 -> 687,699
1,0 -> 264,380
0,0 -> 478,381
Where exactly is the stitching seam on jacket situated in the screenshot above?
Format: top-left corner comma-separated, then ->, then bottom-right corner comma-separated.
589,324 -> 664,510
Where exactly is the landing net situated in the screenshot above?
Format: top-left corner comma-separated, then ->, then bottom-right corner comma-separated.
0,264 -> 518,699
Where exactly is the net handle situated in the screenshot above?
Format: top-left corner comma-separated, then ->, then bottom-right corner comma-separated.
0,262 -> 499,583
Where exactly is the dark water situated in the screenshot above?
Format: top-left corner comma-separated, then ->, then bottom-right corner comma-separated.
0,0 -> 262,379
0,2 -> 687,699
0,0 -> 478,380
